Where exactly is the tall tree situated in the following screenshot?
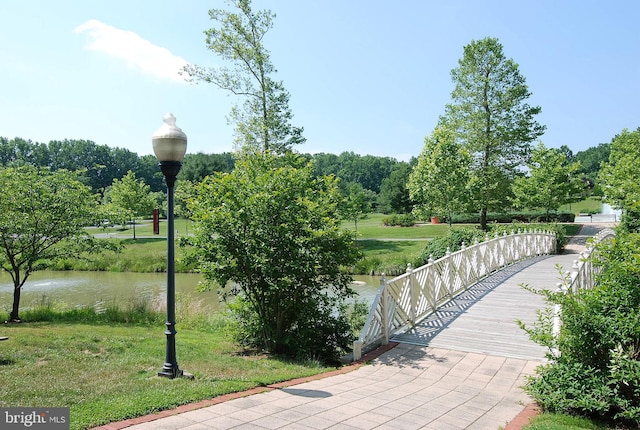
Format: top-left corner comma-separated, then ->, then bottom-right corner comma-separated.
0,166 -> 97,321
184,0 -> 305,154
511,142 -> 584,217
188,152 -> 361,362
599,128 -> 640,231
440,37 -> 545,229
107,171 -> 156,239
408,126 -> 472,225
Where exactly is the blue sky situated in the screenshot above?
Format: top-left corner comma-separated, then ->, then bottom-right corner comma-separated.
1,1 -> 639,161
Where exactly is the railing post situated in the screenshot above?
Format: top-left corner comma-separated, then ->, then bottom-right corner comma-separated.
445,247 -> 453,298
552,282 -> 564,358
473,238 -> 481,282
427,255 -> 436,311
460,242 -> 468,286
407,264 -> 417,326
381,273 -> 390,344
353,340 -> 362,361
571,259 -> 580,294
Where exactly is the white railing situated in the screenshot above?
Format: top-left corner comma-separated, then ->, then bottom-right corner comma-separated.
551,228 -> 616,356
353,230 -> 557,360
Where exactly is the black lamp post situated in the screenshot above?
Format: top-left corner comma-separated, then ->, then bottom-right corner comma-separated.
152,113 -> 192,379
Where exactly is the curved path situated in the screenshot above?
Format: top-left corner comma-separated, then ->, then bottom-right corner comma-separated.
95,224 -> 606,430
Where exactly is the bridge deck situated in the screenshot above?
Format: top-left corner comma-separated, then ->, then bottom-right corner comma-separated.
391,226 -> 601,361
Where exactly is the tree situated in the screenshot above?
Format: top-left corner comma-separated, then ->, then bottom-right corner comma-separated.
408,126 -> 472,226
187,152 -> 361,362
184,0 -> 305,154
511,142 -> 584,217
338,181 -> 376,234
575,142 -> 611,196
599,128 -> 640,231
107,170 -> 156,239
439,37 -> 545,230
377,161 -> 414,214
134,154 -> 166,193
0,166 -> 97,321
178,152 -> 235,183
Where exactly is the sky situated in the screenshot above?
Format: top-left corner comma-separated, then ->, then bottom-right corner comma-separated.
1,1 -> 639,162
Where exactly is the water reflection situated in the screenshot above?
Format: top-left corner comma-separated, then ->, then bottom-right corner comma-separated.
0,271 -> 381,313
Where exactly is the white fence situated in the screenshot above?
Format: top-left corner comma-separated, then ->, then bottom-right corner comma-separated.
353,230 -> 557,360
552,228 -> 616,356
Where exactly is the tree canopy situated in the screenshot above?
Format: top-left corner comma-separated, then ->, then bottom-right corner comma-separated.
0,166 -> 97,321
184,0 -> 304,154
439,37 -> 545,229
107,171 -> 156,239
409,126 -> 471,224
511,142 -> 584,216
599,128 -> 640,231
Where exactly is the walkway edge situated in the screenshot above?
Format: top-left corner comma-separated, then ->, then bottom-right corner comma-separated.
504,402 -> 541,429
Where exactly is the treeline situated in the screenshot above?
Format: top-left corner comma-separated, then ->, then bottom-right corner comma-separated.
0,136 -> 611,213
0,136 -> 416,212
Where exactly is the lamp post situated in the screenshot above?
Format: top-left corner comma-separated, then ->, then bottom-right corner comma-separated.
152,113 -> 192,379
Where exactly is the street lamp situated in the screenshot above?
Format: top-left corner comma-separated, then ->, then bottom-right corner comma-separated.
152,113 -> 192,379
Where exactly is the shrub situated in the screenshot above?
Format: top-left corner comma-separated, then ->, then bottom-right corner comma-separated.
382,213 -> 416,227
488,222 -> 568,254
450,211 -> 574,224
227,294 -> 356,364
523,232 -> 640,426
416,227 -> 485,264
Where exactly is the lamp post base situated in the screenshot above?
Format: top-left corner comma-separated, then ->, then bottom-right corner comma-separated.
158,366 -> 194,380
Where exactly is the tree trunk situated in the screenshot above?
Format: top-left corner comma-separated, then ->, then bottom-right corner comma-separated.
10,285 -> 21,322
480,207 -> 488,231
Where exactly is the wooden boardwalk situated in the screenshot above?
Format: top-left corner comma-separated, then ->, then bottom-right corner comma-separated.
391,225 -> 603,361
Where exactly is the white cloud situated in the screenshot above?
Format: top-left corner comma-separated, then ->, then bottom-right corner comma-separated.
74,19 -> 188,83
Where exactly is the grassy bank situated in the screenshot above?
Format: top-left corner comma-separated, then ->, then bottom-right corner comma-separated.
0,308 -> 333,430
71,216 -> 583,275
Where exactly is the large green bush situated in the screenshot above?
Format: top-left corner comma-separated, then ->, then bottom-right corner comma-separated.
416,227 -> 486,263
187,153 -> 362,364
523,232 -> 640,426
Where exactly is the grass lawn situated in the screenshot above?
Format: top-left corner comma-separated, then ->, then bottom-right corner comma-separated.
524,412 -> 621,429
341,213 -> 470,239
0,320 -> 333,430
85,217 -> 193,238
559,197 -> 603,214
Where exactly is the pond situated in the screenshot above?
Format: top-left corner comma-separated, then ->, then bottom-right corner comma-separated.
0,271 -> 382,314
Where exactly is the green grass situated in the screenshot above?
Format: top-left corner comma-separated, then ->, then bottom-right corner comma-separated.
523,413 -> 624,429
356,239 -> 429,275
85,217 -> 193,238
559,197 -> 603,214
342,213 -> 473,239
0,316 -> 333,430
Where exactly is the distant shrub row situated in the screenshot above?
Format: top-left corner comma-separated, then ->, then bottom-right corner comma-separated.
449,211 -> 575,224
383,211 -> 575,227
